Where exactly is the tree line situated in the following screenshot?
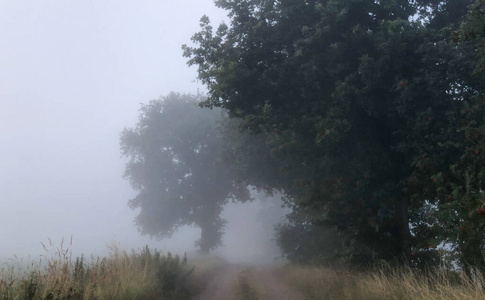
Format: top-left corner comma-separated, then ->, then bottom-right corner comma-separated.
121,0 -> 485,271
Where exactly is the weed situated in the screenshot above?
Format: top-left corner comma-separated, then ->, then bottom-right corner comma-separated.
277,264 -> 485,300
0,240 -> 195,300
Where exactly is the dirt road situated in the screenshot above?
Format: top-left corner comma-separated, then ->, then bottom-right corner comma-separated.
194,264 -> 305,300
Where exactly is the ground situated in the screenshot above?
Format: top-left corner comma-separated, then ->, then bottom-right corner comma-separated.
195,264 -> 304,300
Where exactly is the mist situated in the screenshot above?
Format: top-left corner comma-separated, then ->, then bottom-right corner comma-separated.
162,194 -> 288,265
0,1 -> 284,263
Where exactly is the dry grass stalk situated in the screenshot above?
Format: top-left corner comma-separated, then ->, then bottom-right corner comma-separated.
277,264 -> 485,300
0,239 -> 194,300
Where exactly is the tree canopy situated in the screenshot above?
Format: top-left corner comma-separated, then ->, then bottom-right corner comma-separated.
183,0 -> 485,266
120,93 -> 250,253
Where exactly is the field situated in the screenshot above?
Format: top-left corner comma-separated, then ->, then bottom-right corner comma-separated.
2,243 -> 485,300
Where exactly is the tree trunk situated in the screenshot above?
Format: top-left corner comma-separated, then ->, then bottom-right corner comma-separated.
392,197 -> 411,263
198,223 -> 211,255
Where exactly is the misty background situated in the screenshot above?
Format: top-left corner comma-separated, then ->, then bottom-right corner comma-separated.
0,1 -> 285,262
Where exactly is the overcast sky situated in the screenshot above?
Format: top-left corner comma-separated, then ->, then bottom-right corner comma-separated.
0,0 -> 285,261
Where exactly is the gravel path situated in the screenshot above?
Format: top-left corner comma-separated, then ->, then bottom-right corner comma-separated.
194,264 -> 305,300
253,268 -> 305,300
194,265 -> 241,300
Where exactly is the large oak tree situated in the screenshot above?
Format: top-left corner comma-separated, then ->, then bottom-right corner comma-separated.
121,93 -> 250,253
183,0 -> 482,265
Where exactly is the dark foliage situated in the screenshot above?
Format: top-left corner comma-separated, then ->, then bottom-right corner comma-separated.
183,0 -> 485,267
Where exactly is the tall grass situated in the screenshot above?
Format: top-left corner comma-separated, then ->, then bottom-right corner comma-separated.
277,264 -> 485,300
0,239 -> 194,300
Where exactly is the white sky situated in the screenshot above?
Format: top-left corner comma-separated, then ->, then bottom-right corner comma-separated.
0,0 -> 244,260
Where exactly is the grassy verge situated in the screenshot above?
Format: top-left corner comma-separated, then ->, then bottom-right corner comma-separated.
0,240 -> 194,300
277,264 -> 485,300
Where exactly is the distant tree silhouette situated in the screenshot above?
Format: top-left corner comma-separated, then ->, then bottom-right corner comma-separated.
121,93 -> 250,253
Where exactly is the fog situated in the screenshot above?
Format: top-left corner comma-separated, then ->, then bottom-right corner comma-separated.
0,1 -> 285,263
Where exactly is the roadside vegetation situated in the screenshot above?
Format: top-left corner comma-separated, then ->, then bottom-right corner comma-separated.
278,264 -> 485,300
5,245 -> 485,300
0,241 -> 194,300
